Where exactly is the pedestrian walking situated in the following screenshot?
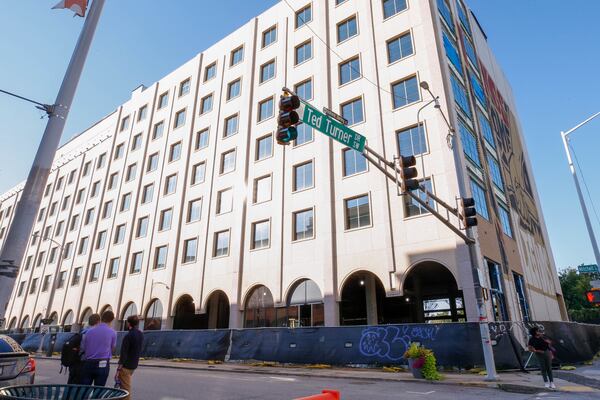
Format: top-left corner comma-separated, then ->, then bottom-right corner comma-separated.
116,315 -> 144,400
528,326 -> 556,389
80,310 -> 117,386
62,313 -> 100,384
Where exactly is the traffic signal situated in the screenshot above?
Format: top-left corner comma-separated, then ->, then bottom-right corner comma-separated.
586,290 -> 600,305
460,197 -> 478,228
398,156 -> 419,192
277,94 -> 301,145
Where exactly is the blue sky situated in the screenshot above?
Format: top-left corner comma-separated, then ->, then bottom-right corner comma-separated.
0,1 -> 598,271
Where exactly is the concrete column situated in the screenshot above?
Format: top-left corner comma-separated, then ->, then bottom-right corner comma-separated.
365,275 -> 378,325
228,304 -> 242,329
324,294 -> 339,327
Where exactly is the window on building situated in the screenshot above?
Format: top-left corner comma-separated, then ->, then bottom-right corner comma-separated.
220,150 -> 236,174
392,75 -> 420,109
230,46 -> 244,66
36,251 -> 45,268
256,135 -> 273,161
260,60 -> 275,83
293,209 -> 314,241
183,238 -> 198,263
477,110 -> 495,148
258,97 -> 274,122
30,278 -> 38,294
164,174 -> 177,195
108,258 -> 119,278
114,143 -> 124,160
55,221 -> 63,237
227,78 -> 241,100
294,124 -> 313,146
397,124 -> 427,157
204,62 -> 217,81
169,142 -> 182,162
459,120 -> 481,166
187,198 -> 202,223
158,92 -> 169,109
69,214 -> 79,231
120,116 -> 130,132
296,5 -> 312,28
153,121 -> 164,140
341,98 -> 364,126
345,195 -> 371,229
174,109 -> 186,128
37,207 -> 46,222
179,78 -> 191,97
513,272 -> 530,321
154,246 -> 168,269
224,114 -> 239,137
295,79 -> 313,101
253,175 -> 272,204
463,35 -> 478,68
217,188 -> 233,214
214,230 -> 230,257
76,188 -> 85,204
498,205 -> 513,238
42,275 -> 51,292
131,133 -> 142,151
90,262 -> 101,282
57,272 -> 67,288
17,281 -> 26,296
49,202 -> 57,216
96,230 -> 107,250
136,216 -> 149,238
294,161 -> 313,191
62,195 -> 70,211
191,162 -> 206,185
195,129 -> 209,150
56,176 -> 64,190
78,237 -> 89,255
337,16 -> 358,43
71,268 -> 82,285
449,73 -> 471,117
159,208 -> 173,231
82,161 -> 91,176
68,169 -> 77,184
470,179 -> 489,220
85,208 -> 95,225
200,94 -> 213,114
130,252 -> 143,274
339,56 -> 361,85
343,149 -> 367,176
147,153 -> 159,172
126,164 -> 137,182
44,183 -> 52,197
383,0 -> 407,18
295,41 -> 312,65
487,152 -> 504,191
114,224 -> 126,245
404,178 -> 435,217
142,184 -> 154,204
32,233 -> 39,246
91,181 -> 100,197
102,201 -> 113,219
43,226 -> 52,241
48,248 -> 57,264
108,172 -> 119,190
138,104 -> 148,121
387,32 -> 413,63
437,0 -> 455,32
252,220 -> 270,249
262,26 -> 277,48
443,31 -> 462,73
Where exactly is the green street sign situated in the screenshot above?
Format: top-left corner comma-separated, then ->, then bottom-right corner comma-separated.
578,264 -> 599,274
298,101 -> 366,152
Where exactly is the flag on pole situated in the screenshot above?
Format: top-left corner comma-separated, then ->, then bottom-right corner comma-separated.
52,0 -> 88,17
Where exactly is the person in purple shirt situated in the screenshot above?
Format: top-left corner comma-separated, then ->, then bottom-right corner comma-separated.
80,310 -> 117,386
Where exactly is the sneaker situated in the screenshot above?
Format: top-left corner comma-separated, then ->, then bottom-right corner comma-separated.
550,383 -> 556,390
544,382 -> 550,389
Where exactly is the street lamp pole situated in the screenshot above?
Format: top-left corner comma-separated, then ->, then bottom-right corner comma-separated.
561,111 -> 600,268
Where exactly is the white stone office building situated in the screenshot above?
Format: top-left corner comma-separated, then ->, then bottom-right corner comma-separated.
1,0 -> 566,332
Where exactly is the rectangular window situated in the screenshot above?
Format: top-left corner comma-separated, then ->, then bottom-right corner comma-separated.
62,196 -> 70,211
68,169 -> 77,184
463,35 -> 478,68
57,176 -> 64,189
30,278 -> 38,294
91,181 -> 100,197
158,92 -> 169,109
71,268 -> 82,286
296,5 -> 312,28
126,163 -> 137,181
294,161 -> 313,191
142,184 -> 154,204
183,238 -> 198,263
169,142 -> 182,162
174,109 -> 186,128
260,60 -> 275,83
120,116 -> 130,132
85,208 -> 95,225
153,121 -> 164,140
42,275 -> 51,292
114,224 -> 126,245
204,62 -> 217,81
295,79 -> 313,101
450,73 -> 471,117
76,189 -> 85,205
295,41 -> 312,65
470,179 -> 489,220
49,202 -> 57,216
136,216 -> 149,238
339,57 -> 361,85
147,153 -> 159,172
55,221 -> 63,237
469,72 -> 487,107
69,214 -> 79,231
108,258 -> 119,278
397,125 -> 427,157
154,246 -> 168,270
477,110 -> 495,148
37,207 -> 45,222
256,135 -> 273,161
48,248 -> 57,264
220,150 -> 236,174
214,230 -> 230,257
191,162 -> 206,185
36,251 -> 45,268
293,209 -> 314,241
18,281 -> 26,296
217,188 -> 233,214
498,205 -> 513,238
187,198 -> 202,223
130,252 -> 143,274
200,94 -> 213,114
78,237 -> 89,255
383,0 -> 407,19
404,178 -> 435,217
343,149 -> 367,176
258,97 -> 274,121
32,233 -> 39,246
195,129 -> 209,149
487,152 -> 504,191
102,201 -> 113,219
179,78 -> 191,97
44,183 -> 52,197
387,32 -> 413,63
345,195 -> 371,230
57,272 -> 67,289
294,124 -> 313,146
138,104 -> 148,121
253,175 -> 272,204
252,220 -> 270,249
513,272 -> 530,321
227,78 -> 241,100
96,230 -> 107,250
392,75 -> 420,109
341,98 -> 364,126
114,143 -> 124,160
437,0 -> 455,32
43,226 -> 52,241
132,133 -> 142,150
90,262 -> 101,282
224,114 -> 239,137
164,174 -> 177,195
230,46 -> 244,66
262,26 -> 277,48
159,208 -> 173,231
443,31 -> 462,73
337,16 -> 358,43
108,172 -> 119,190
459,120 -> 481,166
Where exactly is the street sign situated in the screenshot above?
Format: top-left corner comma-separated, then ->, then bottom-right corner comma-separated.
578,264 -> 599,274
322,107 -> 348,126
298,101 -> 366,152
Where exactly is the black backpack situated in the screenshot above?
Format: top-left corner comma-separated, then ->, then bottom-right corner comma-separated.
61,333 -> 82,368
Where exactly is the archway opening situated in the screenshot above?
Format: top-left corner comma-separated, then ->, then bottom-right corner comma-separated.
32,314 -> 43,333
340,271 -> 386,326
119,303 -> 138,331
205,291 -> 230,329
62,310 -> 74,332
173,295 -> 203,329
8,317 -> 17,330
244,286 -> 275,328
20,315 -> 30,331
80,308 -> 94,327
279,280 -> 324,327
49,312 -> 58,326
99,305 -> 113,316
144,299 -> 163,331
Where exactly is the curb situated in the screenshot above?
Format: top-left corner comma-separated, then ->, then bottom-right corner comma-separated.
554,371 -> 600,390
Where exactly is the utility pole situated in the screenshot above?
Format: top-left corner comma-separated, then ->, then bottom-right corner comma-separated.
0,0 -> 106,321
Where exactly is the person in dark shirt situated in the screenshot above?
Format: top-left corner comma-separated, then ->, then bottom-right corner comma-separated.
528,326 -> 555,389
117,315 -> 144,400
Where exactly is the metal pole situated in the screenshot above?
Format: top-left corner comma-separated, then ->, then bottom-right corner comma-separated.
561,131 -> 600,267
0,0 -> 106,319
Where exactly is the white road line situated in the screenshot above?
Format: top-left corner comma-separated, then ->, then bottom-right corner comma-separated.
406,391 -> 435,395
269,376 -> 297,382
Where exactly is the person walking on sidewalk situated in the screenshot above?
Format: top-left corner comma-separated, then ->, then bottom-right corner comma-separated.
116,315 -> 144,400
528,326 -> 555,389
80,310 -> 117,386
64,313 -> 100,384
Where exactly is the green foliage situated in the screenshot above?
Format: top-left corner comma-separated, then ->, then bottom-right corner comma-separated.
404,342 -> 428,359
404,343 -> 441,381
559,268 -> 600,322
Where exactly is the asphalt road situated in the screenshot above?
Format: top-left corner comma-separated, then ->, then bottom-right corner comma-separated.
33,359 -> 597,400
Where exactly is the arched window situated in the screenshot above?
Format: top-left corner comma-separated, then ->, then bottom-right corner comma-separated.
280,279 -> 324,327
244,285 -> 275,328
32,314 -> 43,333
80,308 -> 94,327
62,310 -> 74,332
120,303 -> 138,331
20,315 -> 30,331
49,312 -> 58,326
144,299 -> 163,331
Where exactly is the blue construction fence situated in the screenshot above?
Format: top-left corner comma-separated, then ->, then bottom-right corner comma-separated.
5,321 -> 600,369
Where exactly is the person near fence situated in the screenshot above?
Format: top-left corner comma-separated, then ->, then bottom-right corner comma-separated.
62,313 -> 100,384
116,315 -> 144,399
528,326 -> 555,389
80,310 -> 117,386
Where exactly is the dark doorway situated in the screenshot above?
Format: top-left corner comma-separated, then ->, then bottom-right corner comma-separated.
173,295 -> 205,329
340,272 -> 386,326
205,291 -> 230,329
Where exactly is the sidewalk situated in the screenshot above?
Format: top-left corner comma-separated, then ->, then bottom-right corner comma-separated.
36,355 -> 598,395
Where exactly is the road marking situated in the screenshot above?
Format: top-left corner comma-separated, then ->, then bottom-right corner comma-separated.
269,376 -> 296,382
406,391 -> 435,395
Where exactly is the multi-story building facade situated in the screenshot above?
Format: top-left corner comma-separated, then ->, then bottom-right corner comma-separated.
1,0 -> 566,332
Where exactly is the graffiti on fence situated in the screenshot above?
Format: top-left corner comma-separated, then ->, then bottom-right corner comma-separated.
359,325 -> 440,361
488,321 -> 544,341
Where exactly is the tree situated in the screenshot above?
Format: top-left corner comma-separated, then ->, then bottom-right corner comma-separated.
559,268 -> 600,323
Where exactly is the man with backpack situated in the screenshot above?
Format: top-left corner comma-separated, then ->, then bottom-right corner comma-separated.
80,310 -> 117,386
62,313 -> 100,384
